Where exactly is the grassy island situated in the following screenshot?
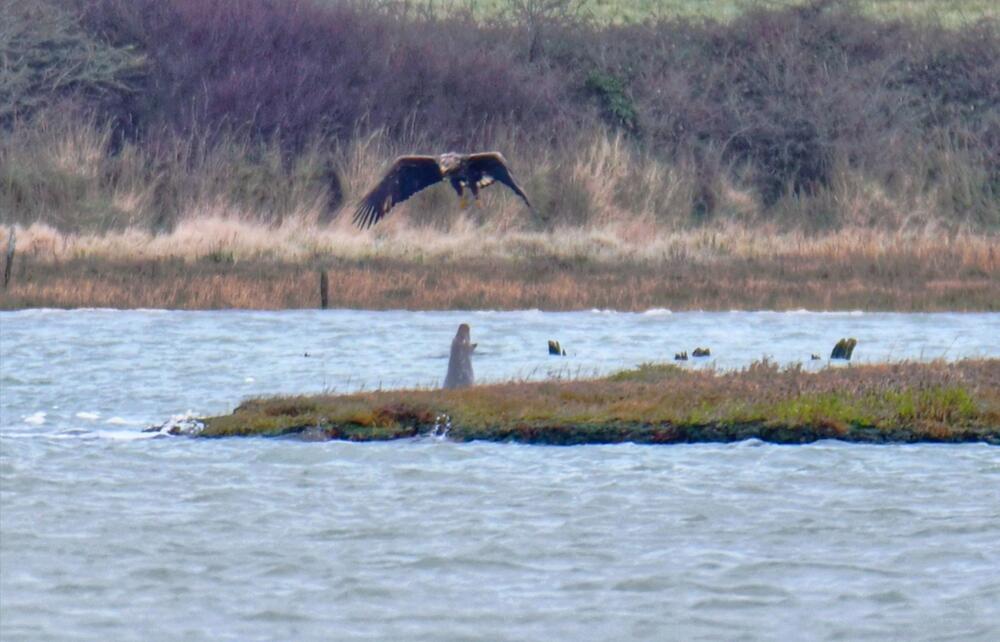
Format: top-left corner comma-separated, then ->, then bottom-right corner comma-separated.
198,359 -> 1000,445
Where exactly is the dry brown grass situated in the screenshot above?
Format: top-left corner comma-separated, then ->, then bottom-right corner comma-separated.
3,115 -> 998,310
5,217 -> 997,267
6,112 -> 996,235
2,222 -> 997,310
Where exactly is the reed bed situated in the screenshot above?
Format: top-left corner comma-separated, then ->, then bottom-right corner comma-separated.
4,113 -> 996,237
3,221 -> 996,310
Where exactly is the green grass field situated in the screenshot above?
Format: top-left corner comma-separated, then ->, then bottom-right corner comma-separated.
427,0 -> 997,25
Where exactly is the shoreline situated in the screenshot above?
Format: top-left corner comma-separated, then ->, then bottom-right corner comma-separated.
189,360 -> 1000,445
192,420 -> 999,446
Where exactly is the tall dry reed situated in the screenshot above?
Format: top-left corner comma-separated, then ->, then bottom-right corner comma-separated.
4,114 -> 994,239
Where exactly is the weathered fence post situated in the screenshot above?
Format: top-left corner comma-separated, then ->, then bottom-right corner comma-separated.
319,270 -> 329,309
3,228 -> 15,290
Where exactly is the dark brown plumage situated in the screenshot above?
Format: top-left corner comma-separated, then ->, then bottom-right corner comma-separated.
353,152 -> 532,228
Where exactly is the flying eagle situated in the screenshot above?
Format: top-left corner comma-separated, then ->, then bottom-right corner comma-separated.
353,152 -> 532,228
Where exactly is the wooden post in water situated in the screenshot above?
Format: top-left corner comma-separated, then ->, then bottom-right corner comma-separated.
319,269 -> 329,309
3,228 -> 14,290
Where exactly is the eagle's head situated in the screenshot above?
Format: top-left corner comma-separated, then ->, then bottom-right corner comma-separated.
438,152 -> 463,174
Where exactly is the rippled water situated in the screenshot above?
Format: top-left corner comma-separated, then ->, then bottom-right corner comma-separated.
2,310 -> 999,640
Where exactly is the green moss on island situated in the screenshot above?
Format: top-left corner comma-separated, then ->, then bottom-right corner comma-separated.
198,360 -> 1000,445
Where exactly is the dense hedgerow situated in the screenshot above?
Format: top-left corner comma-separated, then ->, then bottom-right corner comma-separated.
66,0 -> 563,150
3,0 -> 999,229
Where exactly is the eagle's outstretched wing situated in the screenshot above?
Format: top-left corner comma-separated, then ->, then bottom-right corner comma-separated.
467,152 -> 532,209
353,155 -> 443,228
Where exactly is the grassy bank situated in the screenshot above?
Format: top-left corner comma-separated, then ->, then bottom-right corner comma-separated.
195,359 -> 1000,444
2,0 -> 997,311
2,224 -> 997,310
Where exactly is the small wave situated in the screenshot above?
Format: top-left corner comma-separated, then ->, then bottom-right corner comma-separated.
731,309 -> 868,315
642,308 -> 673,316
803,309 -> 865,316
473,308 -> 542,315
75,411 -> 100,420
1,308 -> 68,319
49,429 -> 160,441
105,417 -> 144,426
3,306 -> 176,316
778,307 -> 863,314
1,307 -> 130,318
96,430 -> 161,441
244,377 -> 256,383
23,411 -> 46,425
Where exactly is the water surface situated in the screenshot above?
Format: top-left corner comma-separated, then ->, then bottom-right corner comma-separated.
2,310 -> 998,640
3,309 -> 997,428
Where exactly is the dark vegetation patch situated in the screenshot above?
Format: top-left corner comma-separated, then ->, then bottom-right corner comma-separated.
200,359 -> 1000,444
0,0 -> 144,128
3,0 -> 998,230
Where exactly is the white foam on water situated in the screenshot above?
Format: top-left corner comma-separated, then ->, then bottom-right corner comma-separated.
642,308 -> 673,316
244,377 -> 255,383
474,308 -> 542,316
23,411 -> 46,425
425,414 -> 451,440
3,308 -> 69,318
105,416 -> 144,426
75,411 -> 100,420
147,411 -> 206,437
